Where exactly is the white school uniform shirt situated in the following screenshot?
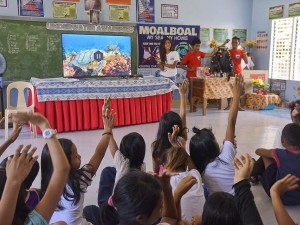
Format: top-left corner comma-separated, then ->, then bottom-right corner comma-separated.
114,150 -> 146,186
159,51 -> 180,78
170,169 -> 205,221
50,169 -> 93,225
202,140 -> 237,196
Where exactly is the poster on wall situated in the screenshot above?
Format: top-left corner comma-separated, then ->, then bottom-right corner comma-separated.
213,28 -> 228,43
200,28 -> 210,43
53,2 -> 77,19
106,0 -> 131,4
0,0 -> 7,7
18,0 -> 44,17
84,0 -> 101,11
161,4 -> 178,19
55,0 -> 80,2
256,31 -> 268,52
289,2 -> 300,17
270,79 -> 286,100
90,9 -> 100,23
109,5 -> 129,21
232,29 -> 247,43
269,5 -> 284,19
137,0 -> 154,23
137,24 -> 200,68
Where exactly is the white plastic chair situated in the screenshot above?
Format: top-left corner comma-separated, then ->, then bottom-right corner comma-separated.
5,81 -> 37,140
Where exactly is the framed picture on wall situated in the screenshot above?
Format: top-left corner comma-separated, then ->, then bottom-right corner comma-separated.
0,0 -> 7,7
161,4 -> 178,19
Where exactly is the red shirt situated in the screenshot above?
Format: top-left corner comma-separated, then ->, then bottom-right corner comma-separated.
229,49 -> 244,75
181,51 -> 206,78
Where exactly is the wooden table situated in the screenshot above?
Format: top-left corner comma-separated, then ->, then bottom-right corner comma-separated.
190,77 -> 233,115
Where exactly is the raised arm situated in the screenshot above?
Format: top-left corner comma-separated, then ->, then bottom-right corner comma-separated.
242,48 -> 248,64
109,134 -> 118,158
270,174 -> 298,225
0,145 -> 38,225
179,79 -> 188,141
0,123 -> 22,157
225,76 -> 244,144
87,98 -> 115,175
13,112 -> 70,223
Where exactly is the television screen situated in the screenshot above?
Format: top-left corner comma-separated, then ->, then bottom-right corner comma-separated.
62,34 -> 132,77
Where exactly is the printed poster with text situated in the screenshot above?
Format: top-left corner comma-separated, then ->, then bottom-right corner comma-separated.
232,29 -> 247,43
137,24 -> 200,68
137,0 -> 154,23
109,5 -> 129,21
53,2 -> 77,19
106,0 -> 131,4
213,28 -> 228,43
18,0 -> 44,17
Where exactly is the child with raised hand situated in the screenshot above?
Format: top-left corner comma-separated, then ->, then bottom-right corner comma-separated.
0,111 -> 70,225
41,98 -> 114,225
165,130 -> 205,222
189,75 -> 243,195
0,123 -> 22,157
152,79 -> 188,174
270,174 -> 299,225
255,123 -> 300,205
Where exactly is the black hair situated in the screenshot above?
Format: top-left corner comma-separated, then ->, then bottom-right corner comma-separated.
0,156 -> 39,190
289,100 -> 300,121
120,132 -> 146,170
232,36 -> 240,43
282,123 -> 300,148
0,169 -> 31,225
152,111 -> 184,167
101,170 -> 162,225
40,138 -> 91,210
191,38 -> 201,46
201,192 -> 242,225
159,37 -> 174,64
189,127 -> 222,174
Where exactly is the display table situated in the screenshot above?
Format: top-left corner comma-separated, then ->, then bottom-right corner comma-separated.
30,77 -> 176,133
245,93 -> 281,110
190,77 -> 233,115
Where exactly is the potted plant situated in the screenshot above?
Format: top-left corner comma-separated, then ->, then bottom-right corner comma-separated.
251,79 -> 270,95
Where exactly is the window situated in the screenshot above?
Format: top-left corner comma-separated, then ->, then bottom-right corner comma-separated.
270,17 -> 300,81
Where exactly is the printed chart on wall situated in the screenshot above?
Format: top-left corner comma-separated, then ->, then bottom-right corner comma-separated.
289,2 -> 300,17
137,0 -> 154,23
200,28 -> 210,43
106,0 -> 131,4
53,2 -> 77,19
137,24 -> 200,72
18,0 -> 44,17
256,31 -> 268,51
232,29 -> 247,43
109,5 -> 129,21
213,28 -> 228,43
269,5 -> 284,19
0,0 -> 7,7
270,79 -> 286,100
161,4 -> 178,19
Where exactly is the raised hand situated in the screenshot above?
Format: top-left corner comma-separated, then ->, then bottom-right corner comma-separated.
6,144 -> 38,184
271,174 -> 299,197
179,79 -> 189,96
102,97 -> 111,114
8,123 -> 22,143
13,112 -> 50,131
231,75 -> 244,97
233,153 -> 255,184
168,125 -> 183,148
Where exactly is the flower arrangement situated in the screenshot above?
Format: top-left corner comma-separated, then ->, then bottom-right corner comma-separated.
251,78 -> 270,94
245,40 -> 257,49
209,39 -> 217,48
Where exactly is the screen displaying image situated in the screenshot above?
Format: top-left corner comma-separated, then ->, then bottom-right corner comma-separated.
62,34 -> 132,77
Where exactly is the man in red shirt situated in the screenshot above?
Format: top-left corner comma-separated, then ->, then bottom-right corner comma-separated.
180,38 -> 216,111
225,36 -> 248,110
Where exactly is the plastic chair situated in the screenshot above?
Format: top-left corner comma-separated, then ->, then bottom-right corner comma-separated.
5,81 -> 37,140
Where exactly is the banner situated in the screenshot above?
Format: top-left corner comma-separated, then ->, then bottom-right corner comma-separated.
137,0 -> 154,23
18,0 -> 44,17
137,24 -> 200,68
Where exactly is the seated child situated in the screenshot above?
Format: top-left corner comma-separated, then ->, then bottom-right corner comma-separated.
165,147 -> 205,221
255,123 -> 300,205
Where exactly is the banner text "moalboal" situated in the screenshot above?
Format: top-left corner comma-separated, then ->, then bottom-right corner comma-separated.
139,26 -> 198,36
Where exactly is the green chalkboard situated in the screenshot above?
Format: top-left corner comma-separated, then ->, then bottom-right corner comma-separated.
0,19 -> 137,81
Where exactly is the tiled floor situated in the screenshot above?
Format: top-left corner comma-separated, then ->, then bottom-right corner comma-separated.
1,106 -> 299,225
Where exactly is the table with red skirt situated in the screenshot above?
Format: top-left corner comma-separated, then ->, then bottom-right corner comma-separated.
30,77 -> 175,133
